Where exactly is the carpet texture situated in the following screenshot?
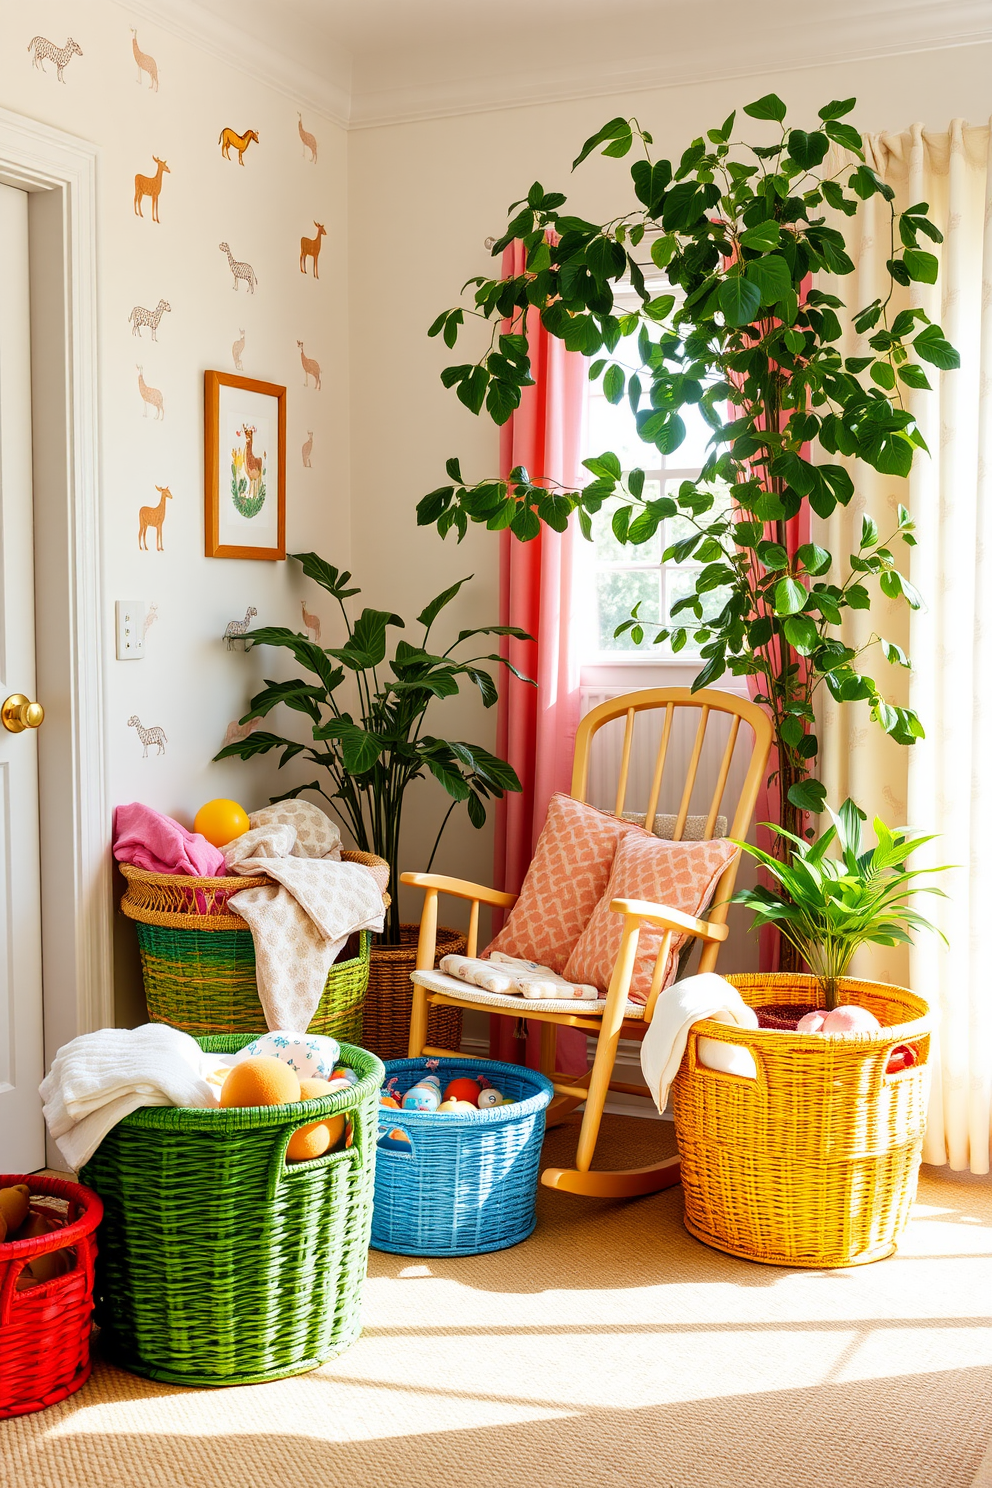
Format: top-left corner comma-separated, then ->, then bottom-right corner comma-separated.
2,1115 -> 991,1488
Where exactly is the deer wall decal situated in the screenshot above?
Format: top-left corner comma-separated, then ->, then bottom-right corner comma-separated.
134,156 -> 170,222
300,222 -> 326,278
138,485 -> 172,551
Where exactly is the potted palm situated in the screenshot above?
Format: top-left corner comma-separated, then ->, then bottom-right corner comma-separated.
215,551 -> 531,1057
731,798 -> 948,1023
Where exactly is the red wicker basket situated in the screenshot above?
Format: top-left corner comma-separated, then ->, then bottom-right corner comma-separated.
0,1174 -> 103,1419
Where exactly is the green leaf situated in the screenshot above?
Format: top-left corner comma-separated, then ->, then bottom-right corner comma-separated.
457,365 -> 488,415
897,360 -> 931,390
773,577 -> 808,615
719,275 -> 762,327
572,116 -> 632,169
783,614 -> 818,652
818,97 -> 857,121
787,778 -> 828,813
603,364 -> 625,404
650,235 -> 677,269
739,221 -> 781,252
914,323 -> 961,370
290,552 -> 361,601
213,729 -> 294,763
903,248 -> 939,284
788,129 -> 829,170
824,119 -> 862,153
744,93 -> 787,122
417,576 -> 470,632
744,253 -> 793,306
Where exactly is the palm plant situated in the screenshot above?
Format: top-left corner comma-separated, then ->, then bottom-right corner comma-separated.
732,798 -> 948,1008
215,552 -> 530,942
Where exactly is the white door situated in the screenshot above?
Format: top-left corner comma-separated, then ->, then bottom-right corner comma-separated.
0,181 -> 45,1172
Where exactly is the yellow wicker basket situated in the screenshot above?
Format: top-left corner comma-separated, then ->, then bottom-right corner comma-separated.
670,973 -> 931,1269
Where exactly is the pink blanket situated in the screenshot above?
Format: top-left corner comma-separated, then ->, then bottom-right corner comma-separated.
113,803 -> 226,877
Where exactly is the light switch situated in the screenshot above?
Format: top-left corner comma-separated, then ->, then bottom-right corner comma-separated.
116,600 -> 146,660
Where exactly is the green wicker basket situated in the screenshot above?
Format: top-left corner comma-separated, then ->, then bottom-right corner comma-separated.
80,1035 -> 384,1387
120,858 -> 386,1042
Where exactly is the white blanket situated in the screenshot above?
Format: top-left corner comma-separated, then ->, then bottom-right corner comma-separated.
40,1024 -> 227,1170
639,972 -> 759,1113
440,951 -> 601,1000
225,816 -> 387,1031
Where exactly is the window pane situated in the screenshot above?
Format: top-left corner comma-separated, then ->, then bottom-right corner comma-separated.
595,569 -> 661,651
586,393 -> 658,473
666,566 -> 733,625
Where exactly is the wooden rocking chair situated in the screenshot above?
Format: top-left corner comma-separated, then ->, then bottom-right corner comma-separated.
401,687 -> 773,1200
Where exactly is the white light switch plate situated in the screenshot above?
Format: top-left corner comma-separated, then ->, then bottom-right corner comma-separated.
116,600 -> 146,659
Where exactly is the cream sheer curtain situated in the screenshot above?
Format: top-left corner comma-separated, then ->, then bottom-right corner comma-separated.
817,121 -> 992,1173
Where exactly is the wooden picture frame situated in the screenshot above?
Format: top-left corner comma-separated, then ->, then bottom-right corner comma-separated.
204,370 -> 286,559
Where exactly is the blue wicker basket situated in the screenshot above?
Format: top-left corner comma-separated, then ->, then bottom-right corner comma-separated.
370,1057 -> 554,1257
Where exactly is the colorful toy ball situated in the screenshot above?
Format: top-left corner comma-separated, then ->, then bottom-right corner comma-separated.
331,1065 -> 360,1087
436,1098 -> 477,1114
477,1087 -> 502,1108
194,798 -> 250,848
443,1077 -> 481,1107
402,1082 -> 441,1112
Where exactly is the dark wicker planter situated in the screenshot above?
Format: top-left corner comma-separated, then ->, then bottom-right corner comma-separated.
362,923 -> 464,1062
755,1002 -> 819,1030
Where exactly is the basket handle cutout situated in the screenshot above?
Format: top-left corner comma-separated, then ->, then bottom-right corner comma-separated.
685,1027 -> 768,1092
376,1122 -> 417,1159
267,1109 -> 361,1198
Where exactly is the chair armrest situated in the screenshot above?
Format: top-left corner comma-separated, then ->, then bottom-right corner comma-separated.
609,897 -> 729,944
400,872 -> 517,911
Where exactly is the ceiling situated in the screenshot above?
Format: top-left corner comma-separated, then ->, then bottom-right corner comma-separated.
127,0 -> 992,129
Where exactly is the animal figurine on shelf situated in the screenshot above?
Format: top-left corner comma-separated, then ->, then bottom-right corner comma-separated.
138,484 -> 172,551
300,222 -> 326,278
27,35 -> 83,83
136,366 -> 164,419
297,341 -> 321,390
298,113 -> 318,163
219,242 -> 258,294
134,156 -> 170,222
301,599 -> 321,643
128,299 -> 171,341
130,29 -> 158,90
127,716 -> 167,757
219,127 -> 260,166
223,605 -> 257,650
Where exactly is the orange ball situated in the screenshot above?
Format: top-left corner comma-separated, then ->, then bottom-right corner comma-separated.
194,798 -> 250,849
220,1056 -> 300,1108
443,1078 -> 481,1107
285,1078 -> 345,1162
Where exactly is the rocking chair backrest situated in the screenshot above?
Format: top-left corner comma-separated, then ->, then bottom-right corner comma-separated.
570,686 -> 774,951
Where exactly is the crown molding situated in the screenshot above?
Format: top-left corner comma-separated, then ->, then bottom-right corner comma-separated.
115,0 -> 352,128
348,3 -> 992,130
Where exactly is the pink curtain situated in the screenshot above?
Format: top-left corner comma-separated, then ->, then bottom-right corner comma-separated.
489,240 -> 587,1074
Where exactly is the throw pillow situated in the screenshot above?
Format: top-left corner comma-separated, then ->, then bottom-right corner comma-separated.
563,832 -> 739,1003
483,793 -> 648,974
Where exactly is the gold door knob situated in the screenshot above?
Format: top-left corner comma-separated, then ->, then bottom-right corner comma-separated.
2,694 -> 45,733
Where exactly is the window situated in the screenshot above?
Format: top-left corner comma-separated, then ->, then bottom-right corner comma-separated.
576,292 -> 732,662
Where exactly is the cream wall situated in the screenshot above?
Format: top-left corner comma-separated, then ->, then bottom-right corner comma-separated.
0,3 -> 350,1019
348,43 -> 992,928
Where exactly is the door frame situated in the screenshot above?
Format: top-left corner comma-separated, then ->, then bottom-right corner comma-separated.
0,107 -> 113,1080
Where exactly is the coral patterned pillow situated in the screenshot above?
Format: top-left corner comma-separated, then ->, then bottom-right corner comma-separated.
483,793 -> 648,974
563,833 -> 739,1003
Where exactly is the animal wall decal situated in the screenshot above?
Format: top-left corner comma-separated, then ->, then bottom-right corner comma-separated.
223,605 -> 258,649
232,328 -> 245,370
302,430 -> 313,468
301,599 -> 321,643
134,156 -> 170,222
297,341 -> 321,390
143,602 -> 159,636
223,714 -> 264,748
300,222 -> 326,278
130,29 -> 158,90
138,484 -> 172,551
219,242 -> 257,293
128,715 -> 167,756
27,35 -> 83,83
298,113 -> 318,163
128,298 -> 171,339
219,127 -> 259,165
136,366 -> 164,419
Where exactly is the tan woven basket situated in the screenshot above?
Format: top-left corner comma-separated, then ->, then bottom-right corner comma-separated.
362,924 -> 465,1062
670,973 -> 932,1269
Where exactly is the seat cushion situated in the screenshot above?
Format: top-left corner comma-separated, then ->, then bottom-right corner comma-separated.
482,793 -> 649,974
563,834 -> 739,1004
411,968 -> 645,1020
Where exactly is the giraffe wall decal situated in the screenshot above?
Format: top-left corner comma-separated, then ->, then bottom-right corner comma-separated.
138,485 -> 172,551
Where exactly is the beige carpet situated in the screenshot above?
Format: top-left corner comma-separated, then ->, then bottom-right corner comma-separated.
3,1116 -> 991,1488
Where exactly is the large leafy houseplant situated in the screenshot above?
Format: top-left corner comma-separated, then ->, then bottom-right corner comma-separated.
416,91 -> 958,855
215,552 -> 529,943
732,799 -> 948,1009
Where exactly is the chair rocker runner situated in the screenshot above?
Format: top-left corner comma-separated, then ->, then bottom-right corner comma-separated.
402,687 -> 773,1200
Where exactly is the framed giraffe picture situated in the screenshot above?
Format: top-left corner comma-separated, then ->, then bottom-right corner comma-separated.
204,370 -> 286,559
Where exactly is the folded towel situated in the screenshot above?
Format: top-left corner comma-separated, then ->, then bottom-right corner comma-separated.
440,952 -> 601,1001
639,972 -> 759,1113
40,1024 -> 228,1170
224,817 -> 387,1030
113,802 -> 226,877
248,799 -> 342,859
